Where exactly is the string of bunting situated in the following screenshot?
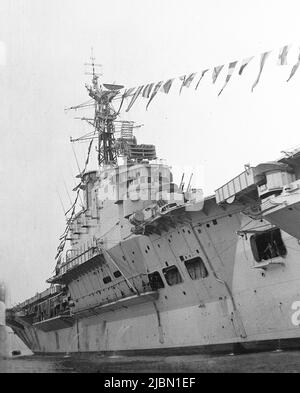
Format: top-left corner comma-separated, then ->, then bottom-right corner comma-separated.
55,138 -> 95,265
120,44 -> 298,112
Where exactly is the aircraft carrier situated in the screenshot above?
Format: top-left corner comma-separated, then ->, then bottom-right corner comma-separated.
6,60 -> 300,356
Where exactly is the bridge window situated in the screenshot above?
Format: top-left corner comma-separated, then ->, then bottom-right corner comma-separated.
103,276 -> 112,284
162,265 -> 183,286
250,228 -> 287,263
148,271 -> 165,290
184,257 -> 208,280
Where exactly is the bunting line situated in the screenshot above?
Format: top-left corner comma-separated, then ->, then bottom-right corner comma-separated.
212,65 -> 224,83
287,48 -> 300,82
278,45 -> 290,65
126,86 -> 144,112
161,79 -> 174,94
251,51 -> 270,92
119,43 -> 300,111
146,81 -> 163,110
195,69 -> 208,90
218,61 -> 238,96
180,73 -> 197,93
239,56 -> 254,75
123,87 -> 136,98
142,83 -> 154,98
179,75 -> 186,94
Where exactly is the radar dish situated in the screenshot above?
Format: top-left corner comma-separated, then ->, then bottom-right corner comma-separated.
103,84 -> 124,91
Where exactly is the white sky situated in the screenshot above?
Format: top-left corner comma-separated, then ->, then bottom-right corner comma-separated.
1,0 -> 300,304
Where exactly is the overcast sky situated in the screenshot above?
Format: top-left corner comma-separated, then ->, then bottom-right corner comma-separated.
1,0 -> 300,304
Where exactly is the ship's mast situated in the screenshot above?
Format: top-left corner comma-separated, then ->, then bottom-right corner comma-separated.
84,50 -> 123,167
69,52 -> 153,169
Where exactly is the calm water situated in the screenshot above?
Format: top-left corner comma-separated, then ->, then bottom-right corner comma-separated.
2,350 -> 300,373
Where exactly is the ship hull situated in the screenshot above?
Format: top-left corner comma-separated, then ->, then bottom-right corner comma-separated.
11,281 -> 300,356
30,338 -> 300,357
9,206 -> 300,356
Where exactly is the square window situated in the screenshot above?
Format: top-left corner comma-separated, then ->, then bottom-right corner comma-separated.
148,271 -> 165,290
250,228 -> 287,263
162,265 -> 183,286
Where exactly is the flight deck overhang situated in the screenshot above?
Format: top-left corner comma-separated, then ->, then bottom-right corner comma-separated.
48,251 -> 105,285
215,162 -> 294,205
33,315 -> 74,332
215,167 -> 264,205
73,291 -> 159,318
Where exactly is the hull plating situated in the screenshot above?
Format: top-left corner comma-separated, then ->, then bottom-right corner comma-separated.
10,210 -> 300,355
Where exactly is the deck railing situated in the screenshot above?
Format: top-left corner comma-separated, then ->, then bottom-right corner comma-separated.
13,285 -> 62,311
58,240 -> 100,276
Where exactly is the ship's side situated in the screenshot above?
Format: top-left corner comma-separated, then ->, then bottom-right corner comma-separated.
7,147 -> 300,354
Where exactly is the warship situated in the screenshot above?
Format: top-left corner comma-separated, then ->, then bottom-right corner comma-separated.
6,59 -> 300,356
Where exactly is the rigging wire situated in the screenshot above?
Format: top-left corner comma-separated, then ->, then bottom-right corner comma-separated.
63,179 -> 73,207
116,93 -> 126,115
65,99 -> 94,112
56,189 -> 67,215
71,144 -> 82,175
55,132 -> 97,261
69,164 -> 85,207
75,182 -> 84,208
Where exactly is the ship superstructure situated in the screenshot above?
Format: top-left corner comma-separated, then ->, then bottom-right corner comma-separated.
6,59 -> 300,355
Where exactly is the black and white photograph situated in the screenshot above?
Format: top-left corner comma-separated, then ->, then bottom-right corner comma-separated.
2,0 -> 300,378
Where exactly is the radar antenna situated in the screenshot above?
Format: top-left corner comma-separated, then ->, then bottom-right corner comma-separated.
86,50 -> 123,166
68,49 -> 124,167
67,50 -> 154,168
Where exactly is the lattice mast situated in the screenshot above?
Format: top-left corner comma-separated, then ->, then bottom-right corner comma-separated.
69,51 -> 155,168
84,52 -> 123,167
